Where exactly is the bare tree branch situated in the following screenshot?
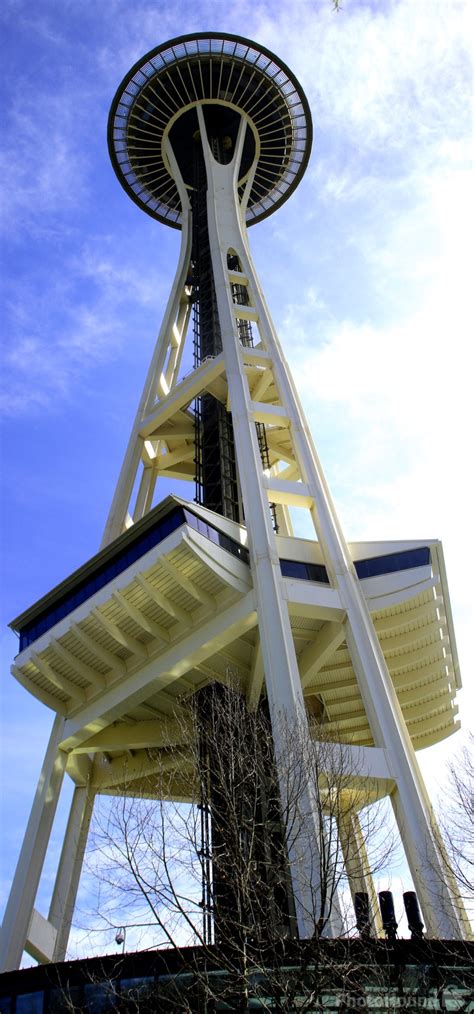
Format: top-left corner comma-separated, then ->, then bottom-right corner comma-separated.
79,685 -> 401,1009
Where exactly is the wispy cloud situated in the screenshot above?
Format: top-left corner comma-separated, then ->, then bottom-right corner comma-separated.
0,237 -> 169,417
0,90 -> 90,236
73,244 -> 164,307
261,0 -> 471,150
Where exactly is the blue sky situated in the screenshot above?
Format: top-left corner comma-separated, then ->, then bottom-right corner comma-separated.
1,0 -> 472,953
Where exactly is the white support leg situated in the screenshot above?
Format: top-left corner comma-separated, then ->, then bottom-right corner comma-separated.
164,298 -> 192,388
194,113 -> 467,938
338,810 -> 383,937
390,786 -> 471,939
132,464 -> 154,522
344,619 -> 470,939
274,500 -> 293,537
101,142 -> 192,548
198,107 -> 341,938
0,715 -> 68,972
195,106 -> 470,940
48,784 -> 95,962
246,634 -> 264,710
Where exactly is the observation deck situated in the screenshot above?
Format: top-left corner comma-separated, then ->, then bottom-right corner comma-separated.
108,33 -> 312,228
10,496 -> 460,802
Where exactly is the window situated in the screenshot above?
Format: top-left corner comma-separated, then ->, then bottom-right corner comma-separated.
15,994 -> 43,1014
354,547 -> 430,580
280,559 -> 329,583
17,506 -> 250,651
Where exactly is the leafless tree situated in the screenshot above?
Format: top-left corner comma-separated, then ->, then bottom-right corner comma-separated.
79,684 -> 398,1011
437,733 -> 474,914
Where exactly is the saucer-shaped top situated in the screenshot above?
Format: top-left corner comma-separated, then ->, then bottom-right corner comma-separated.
108,33 -> 312,228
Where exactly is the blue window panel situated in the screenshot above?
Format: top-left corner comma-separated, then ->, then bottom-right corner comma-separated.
120,976 -> 154,990
15,993 -> 43,1014
17,540 -> 433,651
354,547 -> 430,580
183,510 -> 250,564
17,507 -> 250,651
48,986 -> 82,1012
18,507 -> 186,651
119,977 -> 155,998
83,982 -> 116,1012
280,559 -> 302,579
280,559 -> 329,584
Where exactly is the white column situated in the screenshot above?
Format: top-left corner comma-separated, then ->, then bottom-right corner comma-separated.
389,786 -> 471,939
344,619 -> 470,939
199,117 -> 466,939
197,108 -> 340,938
101,141 -> 192,548
0,715 -> 68,971
196,106 -> 469,940
49,784 -> 95,961
262,281 -> 468,936
338,810 -> 382,937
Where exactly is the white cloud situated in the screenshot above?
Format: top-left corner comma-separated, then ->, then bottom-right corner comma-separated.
287,203 -> 472,536
0,294 -> 125,416
278,77 -> 473,755
0,90 -> 89,236
73,245 -> 164,307
291,0 -> 470,149
0,235 -> 170,417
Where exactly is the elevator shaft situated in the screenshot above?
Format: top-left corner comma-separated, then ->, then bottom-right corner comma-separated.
192,126 -> 277,530
192,130 -> 241,523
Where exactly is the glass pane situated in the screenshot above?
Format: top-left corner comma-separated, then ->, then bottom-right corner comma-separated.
48,987 -> 83,1013
16,993 -> 44,1014
83,982 -> 116,1012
